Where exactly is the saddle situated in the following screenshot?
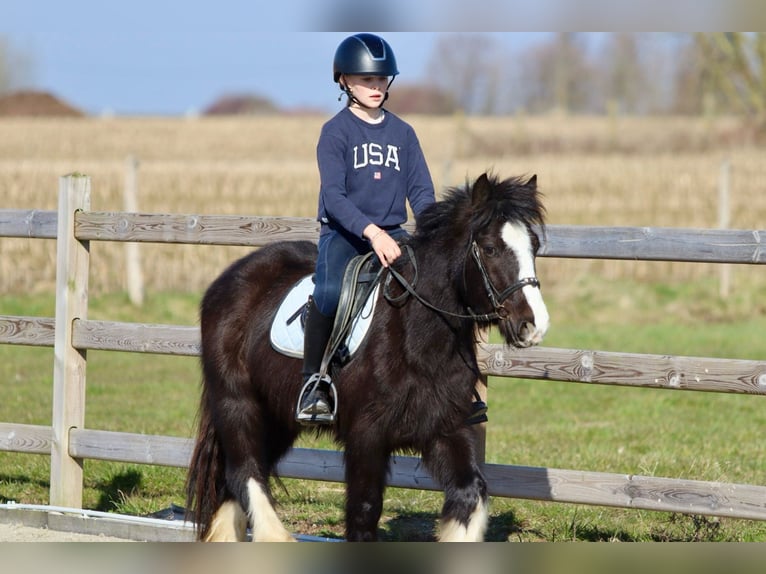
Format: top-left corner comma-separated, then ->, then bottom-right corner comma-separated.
269,252 -> 383,368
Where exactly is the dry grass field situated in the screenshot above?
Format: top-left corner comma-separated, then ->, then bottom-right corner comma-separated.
1,114 -> 764,296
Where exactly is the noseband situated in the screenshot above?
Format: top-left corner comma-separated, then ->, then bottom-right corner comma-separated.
384,242 -> 541,322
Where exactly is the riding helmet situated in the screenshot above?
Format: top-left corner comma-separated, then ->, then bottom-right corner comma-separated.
333,33 -> 399,83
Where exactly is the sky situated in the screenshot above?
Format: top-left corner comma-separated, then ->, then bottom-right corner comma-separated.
1,3 -> 524,116
3,6 -> 370,115
3,1 -> 764,117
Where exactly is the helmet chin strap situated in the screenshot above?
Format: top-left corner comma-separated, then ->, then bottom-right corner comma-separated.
339,77 -> 395,109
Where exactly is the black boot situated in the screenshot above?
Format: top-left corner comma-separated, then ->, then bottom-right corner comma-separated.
296,297 -> 336,425
466,388 -> 488,426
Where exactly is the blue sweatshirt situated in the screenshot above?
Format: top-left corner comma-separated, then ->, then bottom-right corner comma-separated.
316,107 -> 435,238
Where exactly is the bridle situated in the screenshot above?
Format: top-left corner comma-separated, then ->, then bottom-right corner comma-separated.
384,240 -> 541,323
468,240 -> 540,319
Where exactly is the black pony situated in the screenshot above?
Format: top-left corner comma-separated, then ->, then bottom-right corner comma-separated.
185,172 -> 549,541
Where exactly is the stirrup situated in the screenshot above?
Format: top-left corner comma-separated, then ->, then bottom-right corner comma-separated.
296,373 -> 338,425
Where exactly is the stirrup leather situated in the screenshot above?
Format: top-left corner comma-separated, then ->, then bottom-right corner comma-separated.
296,373 -> 338,425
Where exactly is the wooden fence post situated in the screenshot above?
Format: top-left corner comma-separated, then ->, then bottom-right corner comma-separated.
50,174 -> 91,508
124,156 -> 145,306
718,159 -> 731,298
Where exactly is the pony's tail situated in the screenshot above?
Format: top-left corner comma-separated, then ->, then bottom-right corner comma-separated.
185,399 -> 224,541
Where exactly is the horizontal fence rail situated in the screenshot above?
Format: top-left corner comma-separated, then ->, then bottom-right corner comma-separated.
0,209 -> 58,239
476,345 -> 766,395
3,208 -> 765,264
1,175 -> 765,532
3,318 -> 765,396
5,423 -> 766,522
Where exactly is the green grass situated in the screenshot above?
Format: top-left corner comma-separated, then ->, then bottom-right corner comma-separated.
1,276 -> 765,541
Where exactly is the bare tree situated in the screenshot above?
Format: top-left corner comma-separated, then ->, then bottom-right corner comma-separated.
0,38 -> 10,93
668,35 -> 707,115
599,33 -> 652,114
694,33 -> 766,129
0,37 -> 35,94
518,33 -> 594,114
426,33 -> 505,115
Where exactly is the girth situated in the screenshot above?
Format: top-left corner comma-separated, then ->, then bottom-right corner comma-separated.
318,252 -> 384,376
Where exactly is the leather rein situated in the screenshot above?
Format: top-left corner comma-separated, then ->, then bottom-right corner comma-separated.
383,242 -> 540,322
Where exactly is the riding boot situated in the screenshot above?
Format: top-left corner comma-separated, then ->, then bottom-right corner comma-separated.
296,297 -> 336,425
466,388 -> 489,425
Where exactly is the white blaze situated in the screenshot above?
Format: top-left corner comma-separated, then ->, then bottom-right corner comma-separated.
501,221 -> 549,343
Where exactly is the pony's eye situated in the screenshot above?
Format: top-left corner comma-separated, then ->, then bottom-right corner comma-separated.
531,233 -> 541,255
483,245 -> 498,257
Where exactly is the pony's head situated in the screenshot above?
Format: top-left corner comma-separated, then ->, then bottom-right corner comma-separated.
417,172 -> 549,348
467,172 -> 548,347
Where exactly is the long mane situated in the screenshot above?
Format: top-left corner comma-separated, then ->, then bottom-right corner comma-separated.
414,173 -> 546,244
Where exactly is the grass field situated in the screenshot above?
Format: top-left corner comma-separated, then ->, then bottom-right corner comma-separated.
1,277 -> 765,541
1,115 -> 765,541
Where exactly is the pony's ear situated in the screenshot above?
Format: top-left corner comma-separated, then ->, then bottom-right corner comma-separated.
526,174 -> 538,188
471,172 -> 493,208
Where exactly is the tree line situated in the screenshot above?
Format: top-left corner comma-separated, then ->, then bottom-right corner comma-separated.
2,33 -> 764,131
390,33 -> 765,129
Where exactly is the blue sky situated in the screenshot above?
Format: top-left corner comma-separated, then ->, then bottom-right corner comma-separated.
3,5 -> 358,115
3,3 -> 545,116
2,2 -> 761,116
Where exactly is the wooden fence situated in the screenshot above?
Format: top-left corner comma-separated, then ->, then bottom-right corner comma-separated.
2,174 -> 766,527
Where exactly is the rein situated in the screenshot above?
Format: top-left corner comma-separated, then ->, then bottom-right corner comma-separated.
384,243 -> 540,322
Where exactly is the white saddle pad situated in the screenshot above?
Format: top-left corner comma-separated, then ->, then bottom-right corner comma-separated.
270,275 -> 379,359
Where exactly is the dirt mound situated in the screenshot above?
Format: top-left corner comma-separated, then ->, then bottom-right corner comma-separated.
0,90 -> 85,117
203,93 -> 277,115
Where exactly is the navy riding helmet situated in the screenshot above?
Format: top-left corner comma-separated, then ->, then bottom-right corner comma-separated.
333,33 -> 399,83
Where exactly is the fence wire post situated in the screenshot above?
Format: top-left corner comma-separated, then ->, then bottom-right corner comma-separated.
50,174 -> 91,508
718,159 -> 731,298
124,155 -> 145,306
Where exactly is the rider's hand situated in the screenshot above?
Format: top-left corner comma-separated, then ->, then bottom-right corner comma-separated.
365,227 -> 401,267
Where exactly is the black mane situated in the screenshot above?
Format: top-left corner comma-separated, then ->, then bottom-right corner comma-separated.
414,172 -> 546,242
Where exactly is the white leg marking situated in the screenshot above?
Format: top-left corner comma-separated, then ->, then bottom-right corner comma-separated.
438,499 -> 489,542
204,500 -> 248,542
246,478 -> 296,542
501,221 -> 549,343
